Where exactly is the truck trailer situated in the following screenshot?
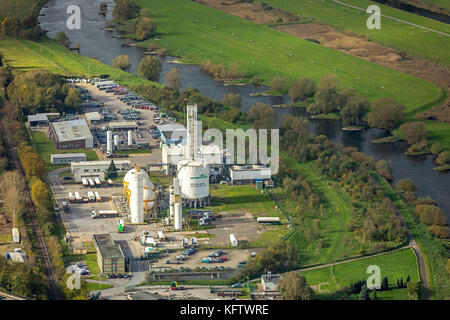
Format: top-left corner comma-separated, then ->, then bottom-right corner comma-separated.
91,210 -> 119,219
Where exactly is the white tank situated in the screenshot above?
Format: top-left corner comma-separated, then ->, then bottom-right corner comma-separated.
129,171 -> 144,223
173,178 -> 181,196
128,130 -> 133,146
123,167 -> 156,214
114,135 -> 119,149
106,131 -> 113,154
177,159 -> 209,200
169,186 -> 174,220
174,203 -> 182,230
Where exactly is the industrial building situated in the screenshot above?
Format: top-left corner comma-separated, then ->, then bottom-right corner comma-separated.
85,112 -> 102,123
71,160 -> 131,182
50,153 -> 87,165
157,124 -> 186,146
229,165 -> 272,185
93,234 -> 125,275
49,119 -> 94,149
108,121 -> 138,130
27,113 -> 59,127
261,272 -> 282,291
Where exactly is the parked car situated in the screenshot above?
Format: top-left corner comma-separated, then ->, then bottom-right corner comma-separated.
201,257 -> 212,263
232,283 -> 243,288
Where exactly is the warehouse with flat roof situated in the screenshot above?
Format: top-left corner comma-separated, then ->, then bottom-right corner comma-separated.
71,160 -> 130,182
93,234 -> 125,275
27,113 -> 59,127
51,153 -> 87,165
49,119 -> 94,149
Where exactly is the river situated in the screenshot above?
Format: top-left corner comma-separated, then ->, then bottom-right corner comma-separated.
39,0 -> 449,218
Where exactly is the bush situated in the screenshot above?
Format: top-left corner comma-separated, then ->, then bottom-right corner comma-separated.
436,151 -> 450,165
270,76 -> 286,92
396,179 -> 417,193
137,56 -> 162,81
430,143 -> 442,155
367,98 -> 405,131
136,17 -> 157,41
399,122 -> 427,145
414,204 -> 446,226
222,93 -> 241,108
428,225 -> 450,239
112,54 -> 131,71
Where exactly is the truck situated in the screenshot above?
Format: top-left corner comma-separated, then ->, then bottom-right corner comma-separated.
74,192 -> 82,203
95,191 -> 101,202
157,231 -> 166,241
118,219 -> 125,233
12,228 -> 20,243
91,210 -> 119,219
163,259 -> 181,265
61,201 -> 70,213
230,234 -> 238,247
88,178 -> 95,187
68,192 -> 75,203
82,178 -> 89,187
94,178 -> 101,186
191,237 -> 198,247
256,217 -> 281,225
87,191 -> 95,202
140,237 -> 157,246
181,238 -> 189,248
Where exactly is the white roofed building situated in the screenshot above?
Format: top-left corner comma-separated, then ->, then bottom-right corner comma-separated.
49,119 -> 93,149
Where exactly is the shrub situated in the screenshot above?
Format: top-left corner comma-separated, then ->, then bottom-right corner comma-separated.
414,204 -> 446,225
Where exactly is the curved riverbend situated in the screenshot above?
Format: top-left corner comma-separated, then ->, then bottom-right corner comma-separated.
39,0 -> 449,218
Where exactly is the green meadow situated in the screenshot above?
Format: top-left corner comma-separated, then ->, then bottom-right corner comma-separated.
257,0 -> 450,66
0,38 -> 155,88
301,248 -> 420,299
135,0 -> 442,115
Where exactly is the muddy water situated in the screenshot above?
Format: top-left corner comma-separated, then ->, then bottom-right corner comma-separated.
39,0 -> 449,218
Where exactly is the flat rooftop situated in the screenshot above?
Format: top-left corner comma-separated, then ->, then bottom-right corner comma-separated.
71,160 -> 131,167
27,113 -> 59,123
109,121 -> 138,129
51,153 -> 86,159
51,119 -> 93,142
93,234 -> 124,259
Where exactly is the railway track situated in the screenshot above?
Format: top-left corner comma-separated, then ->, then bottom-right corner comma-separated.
1,119 -> 62,300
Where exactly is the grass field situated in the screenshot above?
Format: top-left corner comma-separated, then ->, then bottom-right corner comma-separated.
281,154 -> 384,265
30,131 -> 98,171
373,173 -> 450,300
135,0 -> 442,114
301,248 -> 420,299
0,38 -> 155,88
257,0 -> 450,67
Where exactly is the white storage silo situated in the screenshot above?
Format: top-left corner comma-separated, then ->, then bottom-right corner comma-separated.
177,158 -> 209,207
129,170 -> 144,223
106,131 -> 113,154
114,134 -> 119,150
174,203 -> 182,230
123,167 -> 157,215
169,186 -> 174,220
128,130 -> 133,146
